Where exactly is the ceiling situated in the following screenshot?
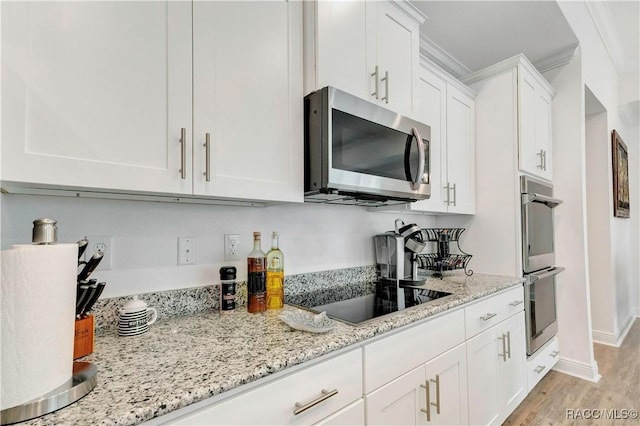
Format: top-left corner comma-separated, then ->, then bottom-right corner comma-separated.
411,0 -> 639,77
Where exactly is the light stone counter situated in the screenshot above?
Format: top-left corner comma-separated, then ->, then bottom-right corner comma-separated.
21,272 -> 523,426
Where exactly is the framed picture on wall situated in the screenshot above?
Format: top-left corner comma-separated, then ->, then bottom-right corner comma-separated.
612,130 -> 630,218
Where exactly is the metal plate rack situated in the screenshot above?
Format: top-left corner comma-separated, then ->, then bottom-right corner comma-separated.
415,228 -> 473,278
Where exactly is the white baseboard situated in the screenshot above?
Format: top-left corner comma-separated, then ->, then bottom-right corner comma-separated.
592,314 -> 638,347
634,307 -> 640,318
553,357 -> 601,383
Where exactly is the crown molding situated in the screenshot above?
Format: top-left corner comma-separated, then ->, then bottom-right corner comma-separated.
533,44 -> 580,74
419,33 -> 470,79
390,0 -> 427,25
585,1 -> 625,74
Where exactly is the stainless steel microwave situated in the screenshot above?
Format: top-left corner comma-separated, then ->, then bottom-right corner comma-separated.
304,86 -> 431,206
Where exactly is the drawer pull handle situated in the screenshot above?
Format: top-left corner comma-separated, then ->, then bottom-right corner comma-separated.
550,350 -> 559,358
480,313 -> 497,321
534,365 -> 546,374
293,389 -> 338,415
420,383 -> 431,421
509,300 -> 523,307
506,331 -> 511,359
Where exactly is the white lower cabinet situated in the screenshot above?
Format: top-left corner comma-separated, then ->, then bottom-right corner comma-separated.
365,343 -> 468,425
466,311 -> 527,426
526,336 -> 559,392
163,348 -> 363,425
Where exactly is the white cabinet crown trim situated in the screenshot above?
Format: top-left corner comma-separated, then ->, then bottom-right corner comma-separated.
461,54 -> 556,98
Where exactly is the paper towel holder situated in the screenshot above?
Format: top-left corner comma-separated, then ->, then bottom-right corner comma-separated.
0,361 -> 97,425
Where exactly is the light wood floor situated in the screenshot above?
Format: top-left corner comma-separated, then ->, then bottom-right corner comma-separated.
504,319 -> 640,425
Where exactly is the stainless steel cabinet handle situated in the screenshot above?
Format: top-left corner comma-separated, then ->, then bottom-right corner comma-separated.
293,389 -> 338,415
534,365 -> 546,374
550,350 -> 559,358
480,313 -> 497,321
430,375 -> 441,414
420,383 -> 431,421
537,149 -> 544,169
204,133 -> 211,182
543,150 -> 547,171
509,300 -> 524,307
451,183 -> 457,207
444,183 -> 451,206
498,334 -> 507,362
179,128 -> 187,179
371,66 -> 379,99
381,70 -> 389,104
506,331 -> 512,359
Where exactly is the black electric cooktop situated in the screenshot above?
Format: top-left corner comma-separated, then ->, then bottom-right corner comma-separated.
292,280 -> 451,325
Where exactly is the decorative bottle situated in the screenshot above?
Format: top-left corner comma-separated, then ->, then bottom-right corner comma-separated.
266,232 -> 284,309
247,232 -> 266,313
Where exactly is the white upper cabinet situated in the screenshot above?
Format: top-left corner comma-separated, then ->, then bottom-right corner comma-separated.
518,66 -> 553,180
1,1 -> 303,203
305,0 -> 424,118
399,63 -> 476,214
1,1 -> 192,195
192,1 -> 302,202
462,55 -> 555,182
445,83 -> 476,214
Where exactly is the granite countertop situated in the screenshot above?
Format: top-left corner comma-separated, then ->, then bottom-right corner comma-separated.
23,272 -> 523,426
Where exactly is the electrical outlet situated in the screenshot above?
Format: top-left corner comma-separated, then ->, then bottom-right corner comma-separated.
178,237 -> 196,265
84,235 -> 113,270
224,234 -> 241,261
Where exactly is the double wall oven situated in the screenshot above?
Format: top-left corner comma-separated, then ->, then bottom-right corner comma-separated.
521,175 -> 564,356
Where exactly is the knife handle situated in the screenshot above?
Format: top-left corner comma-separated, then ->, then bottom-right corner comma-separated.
82,282 -> 106,316
77,239 -> 89,261
78,252 -> 104,282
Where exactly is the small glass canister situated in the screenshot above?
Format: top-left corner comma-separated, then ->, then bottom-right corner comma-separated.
219,266 -> 237,313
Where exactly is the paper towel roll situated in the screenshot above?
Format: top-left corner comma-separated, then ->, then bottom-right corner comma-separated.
1,243 -> 77,409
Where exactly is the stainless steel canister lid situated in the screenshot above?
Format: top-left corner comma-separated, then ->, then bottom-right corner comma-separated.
32,218 -> 58,244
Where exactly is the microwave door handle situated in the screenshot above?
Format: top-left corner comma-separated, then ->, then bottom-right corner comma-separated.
408,127 -> 425,190
523,193 -> 563,208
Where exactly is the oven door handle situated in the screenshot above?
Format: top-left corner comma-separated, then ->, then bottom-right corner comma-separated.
522,193 -> 563,208
526,266 -> 566,285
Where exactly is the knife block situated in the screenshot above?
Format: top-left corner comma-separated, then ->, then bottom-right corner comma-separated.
73,315 -> 94,359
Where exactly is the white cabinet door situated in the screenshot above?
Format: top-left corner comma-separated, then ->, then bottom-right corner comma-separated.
404,69 -> 475,214
497,312 -> 527,418
313,0 -> 368,100
518,66 -> 552,181
423,343 -> 468,425
365,365 -> 425,426
445,84 -> 476,214
192,0 -> 302,203
408,68 -> 447,213
1,1 -> 192,194
466,312 -> 527,426
466,325 -> 501,426
307,0 -> 421,117
370,0 -> 420,117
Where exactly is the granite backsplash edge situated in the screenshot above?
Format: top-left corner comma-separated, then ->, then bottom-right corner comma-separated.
92,265 -> 377,334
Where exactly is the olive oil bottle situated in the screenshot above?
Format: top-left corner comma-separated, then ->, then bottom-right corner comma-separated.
266,232 -> 284,309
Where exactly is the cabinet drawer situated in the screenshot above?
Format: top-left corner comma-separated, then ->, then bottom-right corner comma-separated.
465,286 -> 524,339
168,348 -> 363,425
526,337 -> 559,391
363,308 -> 465,393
